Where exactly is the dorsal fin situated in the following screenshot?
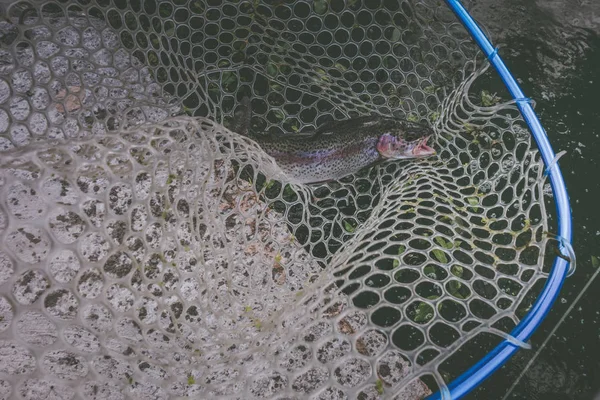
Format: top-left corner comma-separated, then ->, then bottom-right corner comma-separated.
308,119 -> 337,138
268,121 -> 336,141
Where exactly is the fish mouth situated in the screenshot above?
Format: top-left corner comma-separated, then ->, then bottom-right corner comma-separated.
412,135 -> 436,157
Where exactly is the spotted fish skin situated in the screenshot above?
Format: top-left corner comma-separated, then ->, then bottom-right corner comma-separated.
233,100 -> 434,183
256,117 -> 382,183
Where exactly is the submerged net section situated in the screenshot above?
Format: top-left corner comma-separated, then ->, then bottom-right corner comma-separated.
0,0 -> 552,399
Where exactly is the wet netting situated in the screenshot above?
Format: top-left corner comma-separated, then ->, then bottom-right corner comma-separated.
0,0 -> 569,399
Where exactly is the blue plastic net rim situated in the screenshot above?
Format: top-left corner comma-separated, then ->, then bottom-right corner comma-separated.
426,1 -> 574,399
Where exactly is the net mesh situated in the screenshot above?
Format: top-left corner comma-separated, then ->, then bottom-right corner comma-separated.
0,0 -> 551,399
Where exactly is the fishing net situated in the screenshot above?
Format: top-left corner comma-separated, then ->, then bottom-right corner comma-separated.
0,0 -> 553,398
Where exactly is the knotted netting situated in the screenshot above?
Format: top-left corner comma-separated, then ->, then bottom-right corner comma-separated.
0,0 -> 564,399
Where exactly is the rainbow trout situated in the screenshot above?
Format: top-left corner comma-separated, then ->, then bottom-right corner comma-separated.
233,99 -> 436,184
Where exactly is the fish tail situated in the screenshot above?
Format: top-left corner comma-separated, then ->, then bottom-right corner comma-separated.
231,96 -> 252,136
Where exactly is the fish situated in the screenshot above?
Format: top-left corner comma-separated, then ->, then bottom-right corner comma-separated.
232,98 -> 436,184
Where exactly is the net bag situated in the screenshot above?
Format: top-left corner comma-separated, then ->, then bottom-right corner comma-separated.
0,1 -> 572,399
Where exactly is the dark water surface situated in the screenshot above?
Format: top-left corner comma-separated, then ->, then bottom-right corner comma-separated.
462,1 -> 600,399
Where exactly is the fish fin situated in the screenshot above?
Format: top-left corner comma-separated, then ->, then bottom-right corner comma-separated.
290,131 -> 321,138
231,96 -> 252,136
312,119 -> 337,136
312,117 -> 379,137
282,119 -> 336,140
273,128 -> 323,140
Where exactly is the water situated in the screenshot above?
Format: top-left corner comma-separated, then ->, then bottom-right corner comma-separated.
462,1 -> 600,398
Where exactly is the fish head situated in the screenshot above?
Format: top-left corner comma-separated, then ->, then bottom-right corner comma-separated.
376,124 -> 436,159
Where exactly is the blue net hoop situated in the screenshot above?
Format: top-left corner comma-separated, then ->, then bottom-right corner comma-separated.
428,1 -> 574,398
